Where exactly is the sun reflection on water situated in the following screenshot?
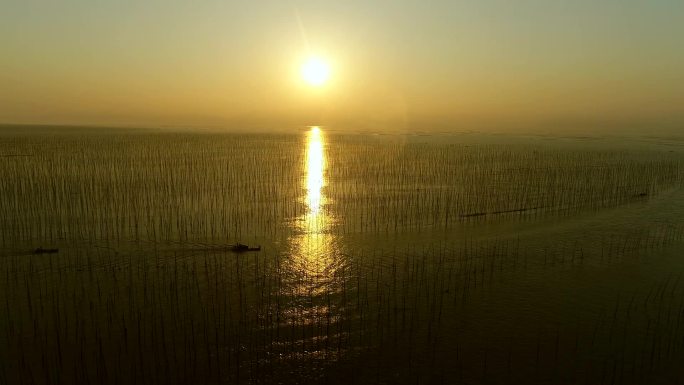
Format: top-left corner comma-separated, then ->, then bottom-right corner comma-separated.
306,126 -> 324,220
287,126 -> 338,297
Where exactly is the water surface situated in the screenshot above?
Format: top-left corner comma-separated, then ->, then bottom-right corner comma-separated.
1,127 -> 683,384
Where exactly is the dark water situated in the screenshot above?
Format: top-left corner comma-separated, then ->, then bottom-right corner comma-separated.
1,128 -> 684,384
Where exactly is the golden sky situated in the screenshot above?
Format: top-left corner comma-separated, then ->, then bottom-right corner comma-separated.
1,1 -> 683,132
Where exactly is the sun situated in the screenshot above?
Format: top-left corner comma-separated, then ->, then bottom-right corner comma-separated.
300,57 -> 330,87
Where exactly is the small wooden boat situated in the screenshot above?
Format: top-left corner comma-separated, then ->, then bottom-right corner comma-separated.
230,243 -> 261,253
34,247 -> 59,254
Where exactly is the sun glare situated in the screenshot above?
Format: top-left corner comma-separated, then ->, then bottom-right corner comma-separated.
300,57 -> 330,87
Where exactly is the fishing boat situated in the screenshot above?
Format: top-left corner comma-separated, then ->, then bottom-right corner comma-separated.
34,247 -> 59,254
230,243 -> 261,252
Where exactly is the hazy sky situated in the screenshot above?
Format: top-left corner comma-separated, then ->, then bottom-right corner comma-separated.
1,0 -> 683,132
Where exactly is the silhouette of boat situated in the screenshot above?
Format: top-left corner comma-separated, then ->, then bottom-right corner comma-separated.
230,243 -> 261,252
34,247 -> 59,254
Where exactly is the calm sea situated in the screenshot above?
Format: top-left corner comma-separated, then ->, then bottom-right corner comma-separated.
1,127 -> 683,384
